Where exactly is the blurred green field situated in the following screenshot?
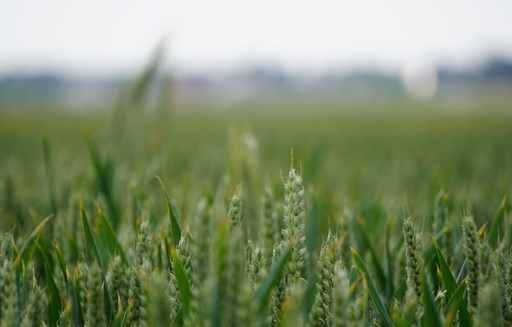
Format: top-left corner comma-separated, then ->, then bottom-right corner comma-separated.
2,96 -> 512,326
1,100 -> 511,233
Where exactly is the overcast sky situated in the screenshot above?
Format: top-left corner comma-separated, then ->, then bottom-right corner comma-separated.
1,0 -> 512,76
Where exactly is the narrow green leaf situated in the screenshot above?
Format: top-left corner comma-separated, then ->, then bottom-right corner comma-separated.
254,247 -> 292,311
428,252 -> 440,295
351,247 -> 392,327
489,196 -> 507,248
458,291 -> 472,326
13,215 -> 53,269
97,206 -> 128,265
420,227 -> 444,265
211,222 -> 228,327
104,283 -> 114,326
304,275 -> 318,320
431,235 -> 455,297
171,246 -> 192,316
123,298 -> 136,327
54,240 -> 68,289
163,232 -> 173,273
432,236 -> 472,325
444,282 -> 468,326
456,259 -> 467,285
112,298 -> 135,327
304,193 -> 319,320
80,201 -> 115,321
70,277 -> 83,327
422,230 -> 443,270
45,262 -> 63,327
111,308 -> 126,327
356,218 -> 387,291
420,274 -> 442,327
83,131 -> 119,229
81,201 -> 97,264
385,217 -> 395,304
453,262 -> 473,327
156,176 -> 182,247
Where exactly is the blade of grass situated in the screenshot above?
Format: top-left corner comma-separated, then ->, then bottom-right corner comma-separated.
211,222 -> 228,327
83,131 -> 119,229
111,308 -> 126,327
444,282 -> 470,326
489,196 -> 507,248
254,246 -> 292,312
97,206 -> 128,265
422,229 -> 445,270
304,275 -> 318,322
456,259 -> 468,285
385,217 -> 395,305
54,240 -> 69,289
355,218 -> 387,291
304,193 -> 319,320
351,247 -> 392,327
70,276 -> 83,327
420,273 -> 443,327
156,176 -> 182,247
431,235 -> 455,297
81,201 -> 97,264
45,262 -> 63,327
112,298 -> 135,327
171,246 -> 192,317
163,231 -> 173,273
80,201 -> 115,321
431,235 -> 472,325
13,214 -> 53,270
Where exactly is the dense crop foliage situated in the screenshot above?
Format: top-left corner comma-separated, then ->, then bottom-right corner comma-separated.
1,55 -> 512,326
1,106 -> 512,326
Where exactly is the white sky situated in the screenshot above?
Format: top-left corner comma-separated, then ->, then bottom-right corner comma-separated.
1,0 -> 512,76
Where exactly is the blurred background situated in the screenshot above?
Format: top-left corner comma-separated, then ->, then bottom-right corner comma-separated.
1,0 -> 512,230
1,0 -> 512,108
